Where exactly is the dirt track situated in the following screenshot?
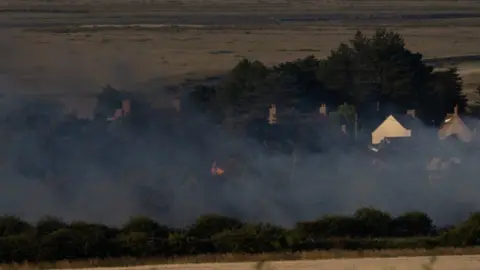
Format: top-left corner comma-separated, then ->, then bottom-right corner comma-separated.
59,255 -> 480,270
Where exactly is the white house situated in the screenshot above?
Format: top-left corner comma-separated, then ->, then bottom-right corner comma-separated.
371,115 -> 413,145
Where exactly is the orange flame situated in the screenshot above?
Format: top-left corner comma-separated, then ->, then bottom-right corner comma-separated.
211,161 -> 225,176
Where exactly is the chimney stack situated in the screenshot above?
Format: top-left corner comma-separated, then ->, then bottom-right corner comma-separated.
407,109 -> 416,118
268,104 -> 277,124
319,104 -> 327,116
122,100 -> 131,116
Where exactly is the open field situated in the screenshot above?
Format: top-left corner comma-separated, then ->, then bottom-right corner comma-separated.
43,255 -> 480,270
2,26 -> 480,95
1,1 -> 480,116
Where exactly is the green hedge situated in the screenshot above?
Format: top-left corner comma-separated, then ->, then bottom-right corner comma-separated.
0,208 -> 478,263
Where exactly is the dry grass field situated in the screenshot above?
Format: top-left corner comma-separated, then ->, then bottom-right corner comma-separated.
84,256 -> 480,270
39,255 -> 480,270
1,0 -> 480,117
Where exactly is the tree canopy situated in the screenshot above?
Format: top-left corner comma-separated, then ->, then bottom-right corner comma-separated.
0,209 -> 477,263
190,29 -> 466,134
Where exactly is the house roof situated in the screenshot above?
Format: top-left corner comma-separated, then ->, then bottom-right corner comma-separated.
393,114 -> 422,130
438,114 -> 473,142
369,112 -> 420,133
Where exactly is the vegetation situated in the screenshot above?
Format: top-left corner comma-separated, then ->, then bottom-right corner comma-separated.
195,29 -> 468,124
0,209 -> 479,263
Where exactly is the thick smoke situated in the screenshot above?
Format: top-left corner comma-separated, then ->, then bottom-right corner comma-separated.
0,71 -> 478,229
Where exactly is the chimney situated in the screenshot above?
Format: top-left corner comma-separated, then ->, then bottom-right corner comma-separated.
268,104 -> 277,124
319,104 -> 327,116
122,100 -> 131,116
406,109 -> 416,118
454,104 -> 458,115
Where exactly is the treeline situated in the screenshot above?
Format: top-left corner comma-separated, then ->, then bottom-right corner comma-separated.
189,29 -> 468,133
1,208 -> 480,263
184,29 -> 477,155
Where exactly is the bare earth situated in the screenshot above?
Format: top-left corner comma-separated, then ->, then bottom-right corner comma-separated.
56,255 -> 480,270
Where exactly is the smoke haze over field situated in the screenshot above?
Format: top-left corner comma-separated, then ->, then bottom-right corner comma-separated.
0,71 -> 479,229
